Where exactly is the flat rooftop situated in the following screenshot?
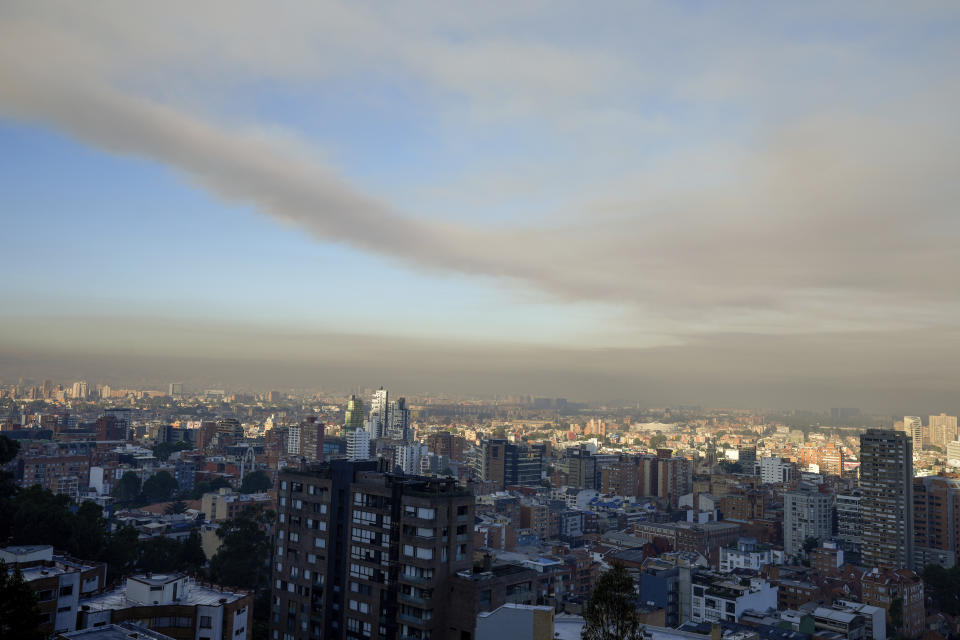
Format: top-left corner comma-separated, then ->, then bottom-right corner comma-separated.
81,579 -> 247,611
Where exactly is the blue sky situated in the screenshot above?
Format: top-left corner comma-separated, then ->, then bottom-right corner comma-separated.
1,2 -> 960,403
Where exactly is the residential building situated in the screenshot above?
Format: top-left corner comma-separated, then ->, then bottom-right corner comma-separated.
758,457 -> 794,485
902,417 -> 923,451
201,488 -> 274,521
269,459 -> 475,640
783,483 -> 833,557
475,604 -> 554,640
0,545 -> 107,637
719,538 -> 782,572
690,573 -> 778,623
929,414 -> 958,448
860,430 -> 914,570
912,475 -> 960,569
860,568 -> 924,639
77,573 -> 252,640
836,491 -> 863,566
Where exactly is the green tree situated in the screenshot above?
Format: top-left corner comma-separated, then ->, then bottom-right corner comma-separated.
583,561 -> 643,640
152,440 -> 191,461
179,529 -> 207,574
209,506 -> 273,590
137,537 -> 183,573
802,536 -> 820,555
0,435 -> 21,542
889,597 -> 903,634
73,500 -> 109,560
165,500 -> 188,515
141,471 -> 179,504
112,471 -> 142,505
922,564 -> 960,615
239,470 -> 272,494
649,434 -> 667,449
10,486 -> 77,550
0,561 -> 45,640
100,524 -> 140,585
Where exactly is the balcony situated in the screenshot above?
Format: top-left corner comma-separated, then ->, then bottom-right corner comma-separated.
398,613 -> 428,626
400,573 -> 430,585
399,592 -> 427,606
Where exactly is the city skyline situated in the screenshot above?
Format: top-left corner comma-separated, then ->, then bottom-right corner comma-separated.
3,3 -> 960,408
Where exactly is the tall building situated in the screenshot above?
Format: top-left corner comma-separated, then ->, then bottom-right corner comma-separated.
835,490 -> 863,566
903,416 -> 923,451
270,460 -> 475,640
370,388 -> 389,427
344,395 -> 365,432
346,429 -> 371,461
388,397 -> 411,442
913,475 -> 960,568
929,413 -> 959,448
561,448 -> 597,490
783,483 -> 834,557
168,382 -> 184,397
481,439 -> 508,490
758,457 -> 794,484
860,429 -> 914,570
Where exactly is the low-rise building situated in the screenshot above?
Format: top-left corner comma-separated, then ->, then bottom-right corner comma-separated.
1,545 -> 107,637
77,573 -> 252,640
690,573 -> 778,623
719,538 -> 783,572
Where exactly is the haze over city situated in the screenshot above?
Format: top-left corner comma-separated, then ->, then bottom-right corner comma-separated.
2,3 -> 960,409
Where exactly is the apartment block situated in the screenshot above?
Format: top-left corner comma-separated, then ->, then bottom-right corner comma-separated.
269,460 -> 475,640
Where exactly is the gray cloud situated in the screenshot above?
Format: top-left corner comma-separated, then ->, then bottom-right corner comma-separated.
3,316 -> 960,413
1,2 -> 959,341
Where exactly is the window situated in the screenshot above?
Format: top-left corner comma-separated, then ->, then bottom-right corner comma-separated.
37,589 -> 54,601
290,532 -> 300,542
59,585 -> 73,596
200,616 -> 213,629
417,507 -> 435,520
314,537 -> 326,549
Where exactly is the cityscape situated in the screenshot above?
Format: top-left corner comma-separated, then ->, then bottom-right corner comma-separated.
3,3 -> 960,640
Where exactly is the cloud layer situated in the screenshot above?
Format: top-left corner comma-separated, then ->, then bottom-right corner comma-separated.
2,2 -> 959,342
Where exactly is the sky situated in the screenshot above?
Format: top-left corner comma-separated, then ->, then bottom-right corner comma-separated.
1,2 -> 959,409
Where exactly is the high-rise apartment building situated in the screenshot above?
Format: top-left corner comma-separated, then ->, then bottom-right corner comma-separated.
758,457 -> 794,485
913,475 -> 960,569
835,490 -> 863,566
860,429 -> 914,570
561,448 -> 597,490
344,396 -> 366,432
270,460 -> 475,640
346,429 -> 371,461
929,414 -> 959,448
370,388 -> 389,427
784,483 -> 834,557
903,417 -> 923,451
388,398 -> 411,442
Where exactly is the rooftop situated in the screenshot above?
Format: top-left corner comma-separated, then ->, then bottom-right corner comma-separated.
81,577 -> 247,611
59,622 -> 176,639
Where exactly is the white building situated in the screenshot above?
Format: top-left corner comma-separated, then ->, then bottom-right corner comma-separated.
784,484 -> 834,557
835,599 -> 887,640
287,424 -> 301,456
396,442 -> 428,474
759,457 -> 794,484
719,538 -> 783,572
903,416 -> 923,451
690,574 -> 778,623
346,429 -> 371,460
930,414 -> 959,448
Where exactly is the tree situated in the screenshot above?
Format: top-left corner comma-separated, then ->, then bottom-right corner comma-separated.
141,471 -> 179,504
165,500 -> 188,515
152,440 -> 191,461
889,597 -> 903,634
239,470 -> 272,494
583,561 -> 643,640
802,536 -> 820,555
0,435 -> 22,542
649,434 -> 667,449
137,537 -> 183,573
112,471 -> 142,505
209,506 -> 273,590
179,529 -> 207,575
100,524 -> 139,585
0,561 -> 45,640
922,564 -> 960,615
